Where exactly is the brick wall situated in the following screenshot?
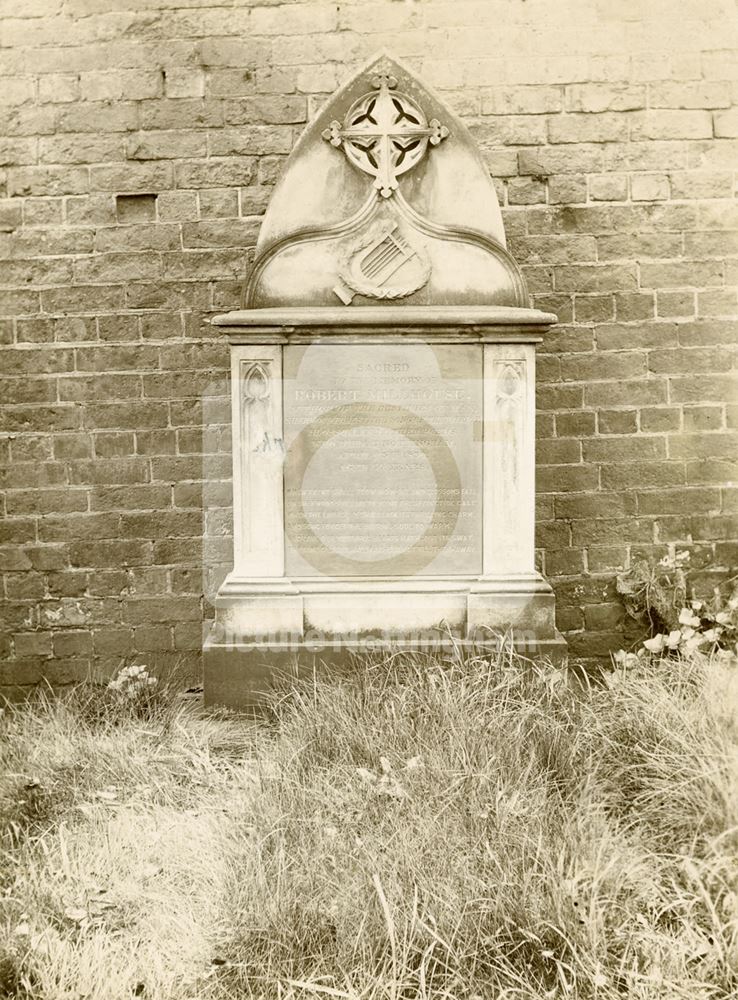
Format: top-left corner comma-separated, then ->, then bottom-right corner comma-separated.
1,0 -> 737,692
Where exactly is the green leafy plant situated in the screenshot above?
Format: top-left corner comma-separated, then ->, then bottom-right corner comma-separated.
105,664 -> 163,720
616,551 -> 738,663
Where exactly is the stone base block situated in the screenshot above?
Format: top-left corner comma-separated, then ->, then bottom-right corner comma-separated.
203,628 -> 567,709
466,573 -> 559,638
204,573 -> 566,708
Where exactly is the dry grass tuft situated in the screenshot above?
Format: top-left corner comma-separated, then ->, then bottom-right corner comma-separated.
2,650 -> 738,999
0,684 -> 259,999
207,650 -> 738,1000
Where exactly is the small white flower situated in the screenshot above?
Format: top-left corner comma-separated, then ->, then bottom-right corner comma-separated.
678,607 -> 701,628
684,634 -> 706,654
644,634 -> 665,653
666,630 -> 682,649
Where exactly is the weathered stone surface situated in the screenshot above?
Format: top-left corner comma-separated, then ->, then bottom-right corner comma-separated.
1,3 -> 736,691
203,54 -> 565,705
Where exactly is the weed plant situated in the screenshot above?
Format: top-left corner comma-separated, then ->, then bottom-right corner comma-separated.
1,649 -> 738,999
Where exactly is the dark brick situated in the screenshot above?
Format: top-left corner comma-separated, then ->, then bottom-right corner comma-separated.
38,513 -> 119,544
537,466 -> 599,493
637,488 -> 721,515
561,351 -> 647,382
537,384 -> 585,411
573,295 -> 614,323
0,405 -> 81,434
555,492 -> 637,519
119,511 -> 201,539
6,489 -> 88,516
556,411 -> 596,437
69,540 -> 153,568
600,462 -> 685,490
583,603 -> 626,630
583,437 -> 666,462
584,379 -> 668,407
596,322 -> 678,351
47,570 -> 89,599
135,625 -> 173,652
90,485 -> 172,512
93,432 -> 136,458
546,548 -> 586,575
586,546 -> 628,572
571,518 -> 653,546
614,293 -> 655,322
67,458 -> 149,486
640,407 -> 680,433
54,434 -> 94,460
121,597 -> 202,625
668,433 -> 738,460
83,402 -> 169,431
686,459 -> 737,484
683,406 -> 724,432
173,621 -> 205,650
9,436 -> 53,462
53,631 -> 93,657
13,632 -> 53,658
93,629 -> 134,657
597,409 -> 638,435
669,375 -> 738,404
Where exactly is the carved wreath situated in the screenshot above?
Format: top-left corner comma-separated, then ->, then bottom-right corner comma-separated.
337,224 -> 431,301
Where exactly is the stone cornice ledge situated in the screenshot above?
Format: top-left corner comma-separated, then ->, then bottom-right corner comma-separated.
212,306 -> 557,329
213,306 -> 557,343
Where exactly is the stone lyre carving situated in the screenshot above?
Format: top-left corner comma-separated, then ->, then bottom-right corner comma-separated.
322,71 -> 449,198
334,221 -> 431,304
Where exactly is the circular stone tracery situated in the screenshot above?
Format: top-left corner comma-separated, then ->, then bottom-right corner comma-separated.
322,72 -> 449,198
342,89 -> 430,183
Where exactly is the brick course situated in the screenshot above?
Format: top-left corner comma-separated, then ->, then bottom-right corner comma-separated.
1,0 -> 737,691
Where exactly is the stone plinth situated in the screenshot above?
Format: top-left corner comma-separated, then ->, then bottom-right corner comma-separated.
204,307 -> 565,708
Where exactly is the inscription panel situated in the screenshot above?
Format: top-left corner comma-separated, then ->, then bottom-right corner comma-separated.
283,344 -> 482,577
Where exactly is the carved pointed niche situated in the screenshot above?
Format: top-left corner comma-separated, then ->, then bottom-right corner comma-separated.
245,52 -> 528,310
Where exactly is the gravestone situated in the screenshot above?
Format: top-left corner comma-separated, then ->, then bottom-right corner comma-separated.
204,53 -> 566,707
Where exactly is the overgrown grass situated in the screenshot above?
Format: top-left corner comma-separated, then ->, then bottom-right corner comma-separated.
0,683 -> 260,999
2,650 -> 738,998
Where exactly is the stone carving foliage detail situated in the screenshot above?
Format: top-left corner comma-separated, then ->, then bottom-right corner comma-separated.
242,361 -> 270,404
322,72 -> 449,198
239,359 -> 275,555
496,361 -> 525,412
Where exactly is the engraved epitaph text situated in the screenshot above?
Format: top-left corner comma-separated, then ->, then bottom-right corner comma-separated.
283,344 -> 483,577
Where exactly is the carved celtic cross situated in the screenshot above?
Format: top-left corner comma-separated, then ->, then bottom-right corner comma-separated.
322,72 -> 449,198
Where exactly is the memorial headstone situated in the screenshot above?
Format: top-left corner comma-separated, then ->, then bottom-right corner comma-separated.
204,53 -> 566,707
